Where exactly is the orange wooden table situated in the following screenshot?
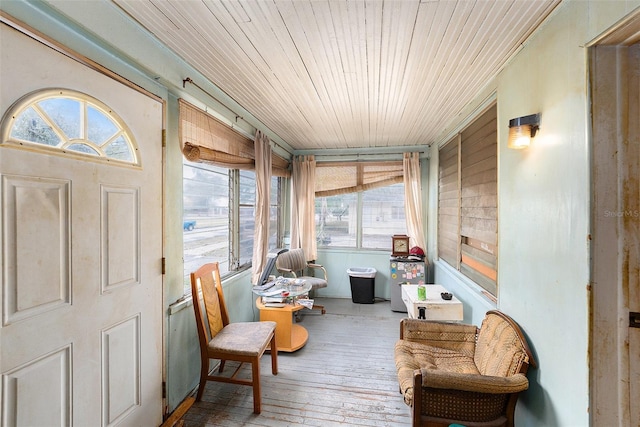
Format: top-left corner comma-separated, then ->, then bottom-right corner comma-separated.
255,298 -> 309,352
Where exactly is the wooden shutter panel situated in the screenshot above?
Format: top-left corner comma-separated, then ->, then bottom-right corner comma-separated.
460,106 -> 497,294
438,137 -> 460,268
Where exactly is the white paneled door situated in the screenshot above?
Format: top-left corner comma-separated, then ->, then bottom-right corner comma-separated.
0,23 -> 163,426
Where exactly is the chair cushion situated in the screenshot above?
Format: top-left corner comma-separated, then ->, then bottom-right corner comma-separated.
395,340 -> 479,405
208,321 -> 276,357
298,276 -> 327,290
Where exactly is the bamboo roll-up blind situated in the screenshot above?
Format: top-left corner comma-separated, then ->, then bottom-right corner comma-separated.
179,99 -> 290,177
315,161 -> 403,197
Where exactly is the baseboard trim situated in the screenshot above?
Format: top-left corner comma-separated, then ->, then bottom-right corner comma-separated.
160,396 -> 195,427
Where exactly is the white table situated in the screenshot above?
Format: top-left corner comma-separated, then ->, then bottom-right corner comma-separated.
401,284 -> 463,321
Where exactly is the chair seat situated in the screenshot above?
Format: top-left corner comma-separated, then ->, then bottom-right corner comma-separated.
298,276 -> 327,290
395,340 -> 480,405
208,321 -> 276,356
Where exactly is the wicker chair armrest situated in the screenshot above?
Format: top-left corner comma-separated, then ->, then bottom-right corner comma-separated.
419,369 -> 529,394
307,263 -> 328,281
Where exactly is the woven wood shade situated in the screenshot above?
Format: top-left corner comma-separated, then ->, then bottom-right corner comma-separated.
179,99 -> 290,177
315,161 -> 403,197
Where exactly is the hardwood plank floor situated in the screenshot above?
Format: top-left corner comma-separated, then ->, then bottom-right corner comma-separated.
181,298 -> 410,426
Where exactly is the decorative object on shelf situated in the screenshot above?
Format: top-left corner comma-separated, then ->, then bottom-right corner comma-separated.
392,234 -> 410,256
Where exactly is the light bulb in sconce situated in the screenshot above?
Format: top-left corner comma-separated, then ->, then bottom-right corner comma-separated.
508,113 -> 540,149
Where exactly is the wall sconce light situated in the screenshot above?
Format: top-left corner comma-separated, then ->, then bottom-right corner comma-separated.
508,113 -> 540,149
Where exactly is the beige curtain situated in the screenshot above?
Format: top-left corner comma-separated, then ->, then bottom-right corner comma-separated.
251,131 -> 272,284
403,152 -> 426,252
290,155 -> 317,260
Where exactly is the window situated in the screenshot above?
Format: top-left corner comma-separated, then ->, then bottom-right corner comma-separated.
183,161 -> 230,278
268,177 -> 282,249
438,105 -> 497,295
315,162 -> 406,249
237,170 -> 255,267
182,158 -> 281,292
1,89 -> 138,165
316,193 -> 357,247
362,184 -> 406,249
178,99 -> 288,294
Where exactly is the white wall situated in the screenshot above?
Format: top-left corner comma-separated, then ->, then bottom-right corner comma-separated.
429,2 -> 640,426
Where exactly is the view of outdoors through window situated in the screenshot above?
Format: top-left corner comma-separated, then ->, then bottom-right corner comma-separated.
7,93 -> 136,163
183,159 -> 280,294
183,158 -> 402,294
316,183 -> 406,249
238,170 -> 256,267
183,160 -> 230,285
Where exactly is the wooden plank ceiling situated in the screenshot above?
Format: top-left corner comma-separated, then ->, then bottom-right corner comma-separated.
114,0 -> 560,151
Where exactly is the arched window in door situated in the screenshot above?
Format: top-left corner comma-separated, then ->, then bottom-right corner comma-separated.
1,88 -> 139,166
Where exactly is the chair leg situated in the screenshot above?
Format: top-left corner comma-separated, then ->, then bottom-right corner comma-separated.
270,334 -> 278,375
196,357 -> 209,401
251,357 -> 261,414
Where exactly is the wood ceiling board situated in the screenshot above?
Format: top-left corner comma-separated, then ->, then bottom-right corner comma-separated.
112,0 -> 561,150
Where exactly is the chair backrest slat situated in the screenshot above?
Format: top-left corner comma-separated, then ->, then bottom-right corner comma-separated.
191,263 -> 228,342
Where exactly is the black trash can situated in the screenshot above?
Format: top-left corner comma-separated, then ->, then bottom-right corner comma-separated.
347,267 -> 377,303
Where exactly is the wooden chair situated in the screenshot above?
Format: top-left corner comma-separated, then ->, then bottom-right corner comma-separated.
275,248 -> 327,316
190,262 -> 278,414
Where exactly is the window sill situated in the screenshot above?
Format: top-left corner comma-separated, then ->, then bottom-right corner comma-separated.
434,259 -> 498,309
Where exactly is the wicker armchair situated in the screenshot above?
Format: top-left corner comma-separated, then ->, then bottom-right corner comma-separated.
394,310 -> 536,427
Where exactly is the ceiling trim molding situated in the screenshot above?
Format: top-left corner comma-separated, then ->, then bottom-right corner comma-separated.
296,145 -> 430,163
586,5 -> 640,46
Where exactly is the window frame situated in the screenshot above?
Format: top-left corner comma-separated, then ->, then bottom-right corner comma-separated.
1,88 -> 140,166
182,159 -> 283,295
178,98 -> 288,295
314,162 -> 407,250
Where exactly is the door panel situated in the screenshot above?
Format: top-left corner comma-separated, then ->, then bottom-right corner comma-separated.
2,175 -> 71,326
0,23 -> 163,426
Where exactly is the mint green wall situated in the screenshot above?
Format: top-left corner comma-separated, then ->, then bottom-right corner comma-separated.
427,2 -> 640,426
313,250 -> 395,299
4,0 -> 640,423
